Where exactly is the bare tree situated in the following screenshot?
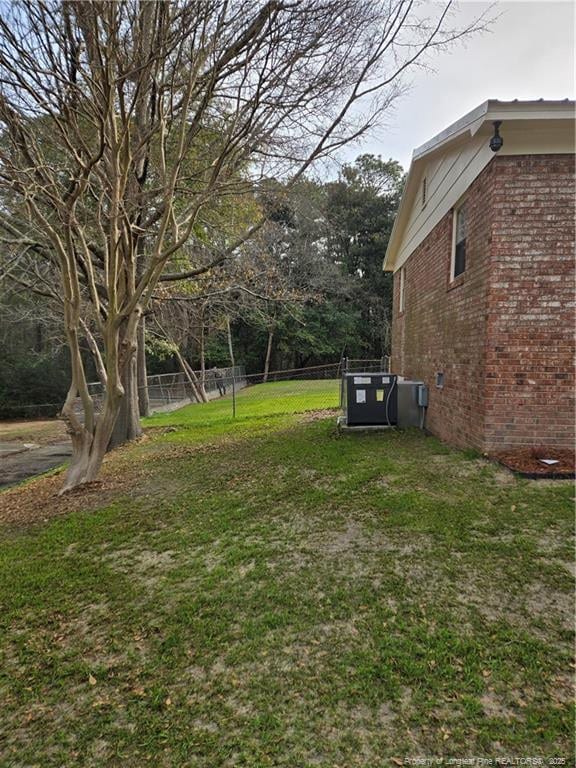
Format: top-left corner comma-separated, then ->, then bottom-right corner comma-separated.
0,0 -> 487,491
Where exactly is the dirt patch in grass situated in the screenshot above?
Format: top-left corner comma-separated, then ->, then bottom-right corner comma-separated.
524,582 -> 574,630
0,418 -> 67,445
452,572 -> 574,641
430,454 -> 517,485
299,408 -> 339,423
103,547 -> 178,588
491,467 -> 517,485
298,467 -> 350,491
270,519 -> 433,584
479,692 -> 520,721
312,522 -> 429,558
0,474 -> 117,528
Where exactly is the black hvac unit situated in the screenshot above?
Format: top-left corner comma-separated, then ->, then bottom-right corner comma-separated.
343,372 -> 398,426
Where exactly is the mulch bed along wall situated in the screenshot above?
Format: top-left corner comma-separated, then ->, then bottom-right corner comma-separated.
493,447 -> 575,479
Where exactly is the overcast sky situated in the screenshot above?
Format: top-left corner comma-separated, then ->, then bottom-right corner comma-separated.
335,0 -> 575,174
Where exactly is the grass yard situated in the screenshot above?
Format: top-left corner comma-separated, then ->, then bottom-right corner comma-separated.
148,378 -> 341,426
0,381 -> 574,766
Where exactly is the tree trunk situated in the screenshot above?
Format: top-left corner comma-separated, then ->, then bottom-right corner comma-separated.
60,311 -> 144,492
108,351 -> 142,450
60,375 -> 124,494
198,323 -> 208,399
226,316 -> 235,368
175,348 -> 207,403
263,328 -> 274,383
60,386 -> 125,493
137,317 -> 150,417
382,317 -> 391,358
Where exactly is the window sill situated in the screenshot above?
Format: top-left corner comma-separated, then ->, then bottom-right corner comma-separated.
447,273 -> 466,292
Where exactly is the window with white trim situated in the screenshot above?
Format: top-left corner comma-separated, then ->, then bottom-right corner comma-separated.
399,266 -> 406,313
452,202 -> 467,279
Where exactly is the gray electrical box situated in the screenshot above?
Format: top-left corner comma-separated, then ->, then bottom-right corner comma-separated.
417,384 -> 429,408
396,380 -> 427,428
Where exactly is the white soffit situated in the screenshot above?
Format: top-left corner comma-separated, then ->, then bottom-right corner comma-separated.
384,99 -> 576,273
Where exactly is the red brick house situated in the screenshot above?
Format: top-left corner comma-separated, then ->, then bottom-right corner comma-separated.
384,99 -> 575,453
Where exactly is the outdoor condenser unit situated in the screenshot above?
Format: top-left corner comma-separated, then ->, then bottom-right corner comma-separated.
343,372 -> 398,426
342,374 -> 428,429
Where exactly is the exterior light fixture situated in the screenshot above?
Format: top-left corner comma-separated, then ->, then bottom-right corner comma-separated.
489,120 -> 504,152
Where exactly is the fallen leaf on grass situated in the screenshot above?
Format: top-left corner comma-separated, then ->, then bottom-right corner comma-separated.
88,674 -> 97,686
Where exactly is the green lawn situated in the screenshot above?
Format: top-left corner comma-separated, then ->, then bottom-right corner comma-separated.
0,381 -> 574,766
146,378 -> 341,428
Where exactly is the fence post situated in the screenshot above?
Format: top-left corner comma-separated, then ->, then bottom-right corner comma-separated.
232,370 -> 236,419
339,358 -> 347,409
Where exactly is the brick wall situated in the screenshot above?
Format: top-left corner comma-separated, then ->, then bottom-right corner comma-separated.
483,154 -> 575,450
391,153 -> 575,453
391,160 -> 494,450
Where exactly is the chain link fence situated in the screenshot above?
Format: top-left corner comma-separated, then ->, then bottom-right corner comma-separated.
144,368 -> 245,412
127,365 -> 248,414
149,358 -> 390,420
0,402 -> 65,420
81,366 -> 246,416
343,358 -> 390,373
225,363 -> 341,419
2,358 -> 390,422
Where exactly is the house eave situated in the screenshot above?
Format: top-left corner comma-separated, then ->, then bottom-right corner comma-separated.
383,98 -> 575,273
